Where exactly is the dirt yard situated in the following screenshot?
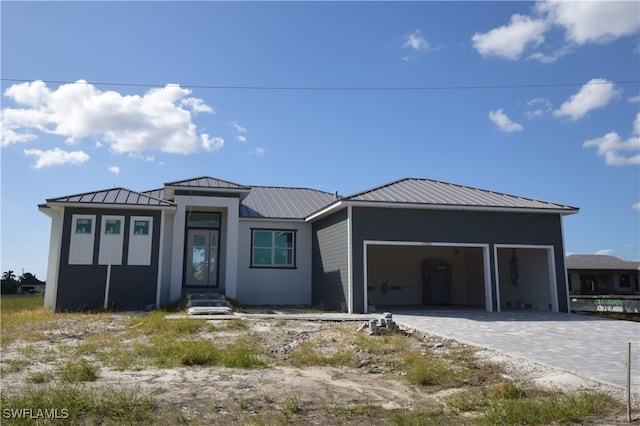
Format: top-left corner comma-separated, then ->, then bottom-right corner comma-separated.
0,310 -> 633,425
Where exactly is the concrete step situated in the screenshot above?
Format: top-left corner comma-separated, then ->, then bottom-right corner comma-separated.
185,292 -> 233,313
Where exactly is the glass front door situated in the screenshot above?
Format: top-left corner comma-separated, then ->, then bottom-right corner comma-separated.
185,229 -> 219,287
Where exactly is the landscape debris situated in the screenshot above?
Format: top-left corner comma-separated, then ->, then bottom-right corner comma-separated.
358,312 -> 401,335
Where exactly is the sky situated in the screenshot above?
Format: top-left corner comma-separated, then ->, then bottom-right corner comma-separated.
1,1 -> 639,280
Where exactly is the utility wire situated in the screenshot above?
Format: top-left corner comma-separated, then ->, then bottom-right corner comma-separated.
1,77 -> 638,92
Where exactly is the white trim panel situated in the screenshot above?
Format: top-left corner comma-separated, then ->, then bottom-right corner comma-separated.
68,214 -> 95,265
98,215 -> 124,265
128,216 -> 153,266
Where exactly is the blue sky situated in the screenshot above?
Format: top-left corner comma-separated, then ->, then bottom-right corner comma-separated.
1,1 -> 639,279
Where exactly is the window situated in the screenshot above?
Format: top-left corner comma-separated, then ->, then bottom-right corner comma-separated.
75,218 -> 92,234
105,219 -> 121,235
251,229 -> 295,267
133,220 -> 150,235
187,212 -> 220,228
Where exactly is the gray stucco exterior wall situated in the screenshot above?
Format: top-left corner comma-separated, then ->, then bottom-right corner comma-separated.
349,207 -> 569,313
56,208 -> 161,311
311,209 -> 349,311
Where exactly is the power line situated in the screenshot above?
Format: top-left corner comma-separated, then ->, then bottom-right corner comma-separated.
1,77 -> 639,92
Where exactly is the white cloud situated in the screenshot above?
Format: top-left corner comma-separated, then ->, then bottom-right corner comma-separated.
525,97 -> 553,118
473,1 -> 640,62
250,147 -> 266,156
1,80 -> 219,155
537,0 -> 640,45
0,120 -> 37,146
554,79 -> 618,121
488,109 -> 524,132
23,147 -> 89,168
632,203 -> 640,211
595,249 -> 615,256
180,97 -> 214,114
629,95 -> 640,104
403,30 -> 431,51
108,166 -> 120,175
583,112 -> 640,166
201,135 -> 224,152
231,121 -> 248,142
471,14 -> 548,60
231,121 -> 247,134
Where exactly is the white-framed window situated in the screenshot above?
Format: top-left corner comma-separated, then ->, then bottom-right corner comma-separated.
251,229 -> 296,268
105,219 -> 121,235
75,218 -> 92,234
133,219 -> 150,235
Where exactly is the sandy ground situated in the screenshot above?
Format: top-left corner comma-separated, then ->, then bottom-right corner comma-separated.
1,314 -> 636,424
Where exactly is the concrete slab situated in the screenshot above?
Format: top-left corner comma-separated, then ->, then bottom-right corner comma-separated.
390,308 -> 640,390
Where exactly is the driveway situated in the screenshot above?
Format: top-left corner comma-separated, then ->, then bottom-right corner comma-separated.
390,309 -> 640,390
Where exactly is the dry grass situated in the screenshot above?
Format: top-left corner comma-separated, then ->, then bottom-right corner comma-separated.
0,294 -> 625,425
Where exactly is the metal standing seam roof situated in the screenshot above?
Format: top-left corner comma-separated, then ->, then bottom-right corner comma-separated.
164,176 -> 251,191
240,186 -> 337,220
343,178 -> 578,212
566,254 -> 640,271
45,187 -> 174,207
42,176 -> 578,219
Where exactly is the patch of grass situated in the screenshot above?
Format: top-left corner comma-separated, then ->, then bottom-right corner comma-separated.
402,352 -> 461,387
447,381 -> 622,425
1,359 -> 26,374
127,334 -> 266,369
130,311 -> 205,337
26,370 -> 54,384
289,338 -> 355,367
222,335 -> 266,368
178,340 -> 222,366
0,384 -> 156,425
0,294 -> 55,345
386,408 -> 446,426
482,388 -> 621,425
278,395 -> 301,424
58,359 -> 99,382
72,338 -> 105,356
354,332 -> 409,355
0,293 -> 45,313
214,318 -> 248,331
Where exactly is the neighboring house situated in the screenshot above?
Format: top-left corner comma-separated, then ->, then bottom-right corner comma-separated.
17,275 -> 46,294
566,254 -> 640,295
39,176 -> 578,313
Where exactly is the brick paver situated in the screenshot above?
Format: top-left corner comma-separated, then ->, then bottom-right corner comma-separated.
390,309 -> 640,390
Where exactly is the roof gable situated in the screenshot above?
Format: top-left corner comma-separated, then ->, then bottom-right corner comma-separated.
164,176 -> 250,191
342,178 -> 577,212
45,187 -> 174,208
240,186 -> 337,220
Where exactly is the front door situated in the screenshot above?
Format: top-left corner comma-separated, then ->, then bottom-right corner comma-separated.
185,229 -> 219,287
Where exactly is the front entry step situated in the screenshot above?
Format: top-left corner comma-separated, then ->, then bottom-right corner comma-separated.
185,293 -> 233,315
